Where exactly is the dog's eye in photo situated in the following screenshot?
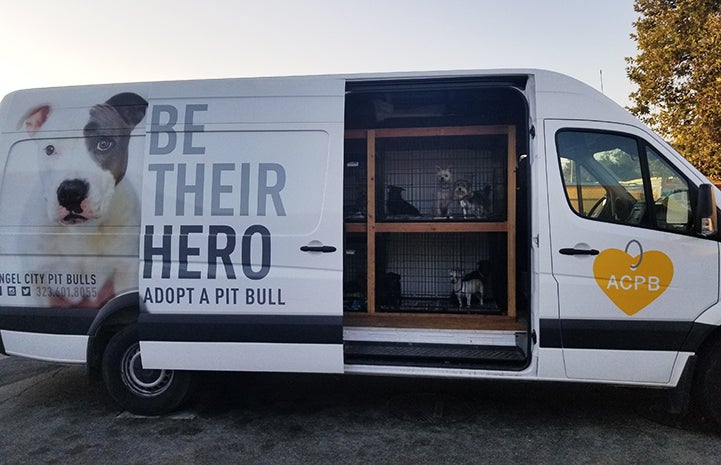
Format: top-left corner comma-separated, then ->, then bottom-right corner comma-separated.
95,138 -> 115,153
44,145 -> 55,156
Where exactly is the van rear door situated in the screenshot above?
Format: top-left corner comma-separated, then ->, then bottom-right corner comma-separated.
138,77 -> 345,373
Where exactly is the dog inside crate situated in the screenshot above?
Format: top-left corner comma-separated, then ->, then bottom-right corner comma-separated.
375,232 -> 505,314
375,135 -> 507,221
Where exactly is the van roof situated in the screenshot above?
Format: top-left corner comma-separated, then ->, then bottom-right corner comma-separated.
0,68 -> 638,131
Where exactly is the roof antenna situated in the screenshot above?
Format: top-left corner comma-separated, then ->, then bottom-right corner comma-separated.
599,69 -> 605,94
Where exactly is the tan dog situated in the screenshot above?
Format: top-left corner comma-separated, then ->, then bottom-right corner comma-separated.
434,166 -> 453,217
450,269 -> 484,308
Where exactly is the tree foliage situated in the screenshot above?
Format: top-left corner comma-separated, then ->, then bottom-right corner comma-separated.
626,0 -> 721,179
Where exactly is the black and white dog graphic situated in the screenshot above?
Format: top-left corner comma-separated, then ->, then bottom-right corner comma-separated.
23,92 -> 147,307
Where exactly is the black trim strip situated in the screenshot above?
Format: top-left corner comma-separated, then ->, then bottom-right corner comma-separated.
539,318 -> 715,352
0,306 -> 97,335
681,323 -> 717,352
560,319 -> 692,351
346,75 -> 529,93
539,318 -> 562,348
138,313 -> 343,345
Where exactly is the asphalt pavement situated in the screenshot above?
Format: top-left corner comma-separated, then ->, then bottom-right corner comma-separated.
1,355 -> 720,465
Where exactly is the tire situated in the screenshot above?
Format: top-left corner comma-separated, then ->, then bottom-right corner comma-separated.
694,337 -> 721,428
102,324 -> 193,416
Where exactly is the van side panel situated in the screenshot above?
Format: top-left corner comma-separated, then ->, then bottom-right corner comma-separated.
140,341 -> 341,373
1,330 -> 87,363
0,87 -> 149,361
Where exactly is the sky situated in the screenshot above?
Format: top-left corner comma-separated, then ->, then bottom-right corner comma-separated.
0,0 -> 639,107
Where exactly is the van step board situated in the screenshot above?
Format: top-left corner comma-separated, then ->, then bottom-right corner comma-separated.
344,341 -> 526,368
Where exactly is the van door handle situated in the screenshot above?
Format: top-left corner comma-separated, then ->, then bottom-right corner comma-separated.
300,245 -> 337,253
559,248 -> 599,256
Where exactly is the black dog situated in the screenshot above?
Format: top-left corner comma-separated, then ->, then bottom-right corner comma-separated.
386,185 -> 421,217
377,272 -> 402,308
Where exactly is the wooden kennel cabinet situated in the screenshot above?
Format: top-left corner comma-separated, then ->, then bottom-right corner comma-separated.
343,125 -> 518,330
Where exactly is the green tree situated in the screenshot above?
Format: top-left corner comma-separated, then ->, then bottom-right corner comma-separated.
626,0 -> 721,179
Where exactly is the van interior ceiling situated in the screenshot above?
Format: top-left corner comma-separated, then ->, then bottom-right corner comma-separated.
341,77 -> 532,369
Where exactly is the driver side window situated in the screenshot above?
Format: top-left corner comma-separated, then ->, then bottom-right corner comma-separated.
556,130 -> 693,233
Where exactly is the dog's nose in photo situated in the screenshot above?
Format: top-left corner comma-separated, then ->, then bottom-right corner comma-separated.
57,179 -> 89,214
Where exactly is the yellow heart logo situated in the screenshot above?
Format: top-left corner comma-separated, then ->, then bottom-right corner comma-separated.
593,241 -> 674,316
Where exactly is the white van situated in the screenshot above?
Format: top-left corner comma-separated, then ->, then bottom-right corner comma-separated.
1,69 -> 720,422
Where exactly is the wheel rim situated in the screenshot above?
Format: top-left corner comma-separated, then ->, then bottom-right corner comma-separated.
120,342 -> 174,398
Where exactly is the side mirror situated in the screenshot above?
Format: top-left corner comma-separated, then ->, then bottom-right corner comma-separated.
695,183 -> 718,237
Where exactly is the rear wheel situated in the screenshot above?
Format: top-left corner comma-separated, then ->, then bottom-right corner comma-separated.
694,337 -> 721,427
102,324 -> 193,415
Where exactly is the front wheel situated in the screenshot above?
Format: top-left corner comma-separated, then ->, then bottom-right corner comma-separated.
102,324 -> 193,415
694,337 -> 721,427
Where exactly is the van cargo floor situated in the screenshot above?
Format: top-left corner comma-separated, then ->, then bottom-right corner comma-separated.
344,341 -> 526,369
